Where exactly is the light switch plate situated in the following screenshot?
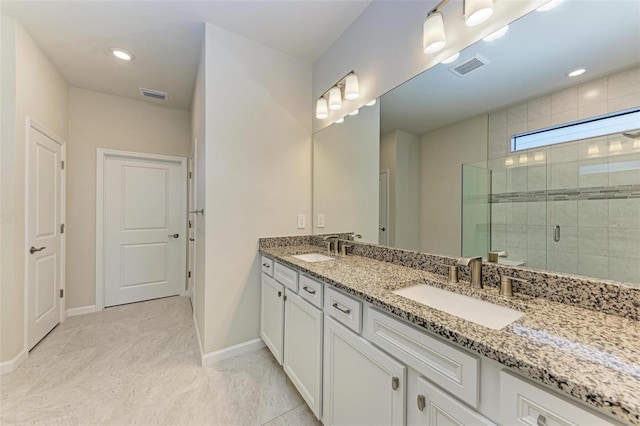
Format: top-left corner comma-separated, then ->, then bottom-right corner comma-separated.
297,214 -> 306,229
317,214 -> 325,228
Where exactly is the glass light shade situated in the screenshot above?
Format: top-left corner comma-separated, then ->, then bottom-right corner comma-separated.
316,97 -> 328,119
344,74 -> 359,100
483,25 -> 509,42
365,99 -> 377,106
441,52 -> 460,64
335,117 -> 344,124
349,109 -> 359,116
567,68 -> 586,77
465,0 -> 494,27
328,86 -> 342,110
423,12 -> 446,54
111,48 -> 134,61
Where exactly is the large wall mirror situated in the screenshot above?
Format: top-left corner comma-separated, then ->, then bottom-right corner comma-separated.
312,0 -> 640,286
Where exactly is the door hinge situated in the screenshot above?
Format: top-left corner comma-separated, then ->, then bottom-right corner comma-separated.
61,160 -> 65,170
188,271 -> 191,278
60,289 -> 64,298
60,224 -> 65,234
188,171 -> 192,179
188,220 -> 192,229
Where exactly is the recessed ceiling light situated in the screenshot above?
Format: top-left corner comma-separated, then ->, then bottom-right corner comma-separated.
441,52 -> 460,64
483,25 -> 509,42
365,99 -> 377,106
111,48 -> 134,61
537,0 -> 564,12
349,109 -> 359,116
567,68 -> 586,77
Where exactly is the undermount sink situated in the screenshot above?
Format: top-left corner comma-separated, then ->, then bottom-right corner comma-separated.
292,253 -> 335,263
393,285 -> 524,330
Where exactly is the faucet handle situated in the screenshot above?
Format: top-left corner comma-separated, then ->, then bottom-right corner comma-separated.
456,256 -> 482,267
500,276 -> 527,297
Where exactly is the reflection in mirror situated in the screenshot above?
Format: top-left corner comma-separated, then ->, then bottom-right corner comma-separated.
313,103 -> 380,243
312,0 -> 640,285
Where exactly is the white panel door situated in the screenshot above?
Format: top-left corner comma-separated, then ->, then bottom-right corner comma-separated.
27,126 -> 63,350
323,316 -> 406,426
187,156 -> 195,303
283,289 -> 323,419
104,156 -> 185,307
379,170 -> 389,246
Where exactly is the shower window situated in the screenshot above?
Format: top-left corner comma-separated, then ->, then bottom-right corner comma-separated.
511,107 -> 640,152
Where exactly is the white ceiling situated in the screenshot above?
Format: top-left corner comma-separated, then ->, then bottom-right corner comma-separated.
380,0 -> 640,135
1,0 -> 371,110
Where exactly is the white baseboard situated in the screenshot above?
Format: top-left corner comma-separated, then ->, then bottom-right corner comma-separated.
201,338 -> 266,367
0,348 -> 27,375
66,305 -> 98,317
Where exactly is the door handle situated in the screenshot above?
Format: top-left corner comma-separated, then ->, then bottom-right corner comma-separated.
379,227 -> 386,231
417,394 -> 426,411
168,233 -> 179,238
30,246 -> 46,254
189,238 -> 195,242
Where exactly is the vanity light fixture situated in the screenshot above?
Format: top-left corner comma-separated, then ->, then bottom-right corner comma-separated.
567,68 -> 586,77
365,99 -> 377,106
537,0 -> 565,12
483,25 -> 509,41
315,71 -> 360,119
111,48 -> 134,61
349,109 -> 359,116
464,0 -> 494,27
316,98 -> 329,119
441,52 -> 460,64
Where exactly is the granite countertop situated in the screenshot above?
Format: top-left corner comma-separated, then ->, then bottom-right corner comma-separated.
260,244 -> 640,425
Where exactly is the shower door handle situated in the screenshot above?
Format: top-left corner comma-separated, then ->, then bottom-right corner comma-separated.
553,225 -> 560,242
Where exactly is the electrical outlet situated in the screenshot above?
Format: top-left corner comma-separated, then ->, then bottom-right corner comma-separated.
297,214 -> 306,229
317,214 -> 325,228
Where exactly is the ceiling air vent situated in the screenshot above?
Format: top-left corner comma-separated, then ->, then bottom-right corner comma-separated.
449,55 -> 489,77
139,87 -> 168,101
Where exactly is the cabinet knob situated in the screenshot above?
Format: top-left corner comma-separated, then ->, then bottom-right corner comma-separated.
391,376 -> 399,391
537,415 -> 547,426
417,394 -> 426,411
277,291 -> 282,297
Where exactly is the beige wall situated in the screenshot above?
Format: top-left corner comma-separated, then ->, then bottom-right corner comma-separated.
202,23 -> 312,354
394,130 -> 421,251
67,88 -> 191,309
420,114 -> 488,257
1,18 -> 69,362
314,103 -> 380,244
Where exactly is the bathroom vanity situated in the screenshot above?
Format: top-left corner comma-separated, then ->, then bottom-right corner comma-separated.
258,236 -> 639,426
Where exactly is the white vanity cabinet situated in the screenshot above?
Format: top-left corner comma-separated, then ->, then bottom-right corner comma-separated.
283,288 -> 323,419
323,315 -> 406,426
260,273 -> 285,364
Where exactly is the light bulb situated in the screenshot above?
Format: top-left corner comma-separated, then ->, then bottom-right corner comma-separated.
483,25 -> 509,42
423,12 -> 446,54
316,98 -> 328,119
465,0 -> 493,27
441,52 -> 460,64
328,87 -> 342,111
344,74 -> 359,100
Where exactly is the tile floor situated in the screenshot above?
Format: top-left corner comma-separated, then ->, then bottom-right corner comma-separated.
0,296 -> 321,425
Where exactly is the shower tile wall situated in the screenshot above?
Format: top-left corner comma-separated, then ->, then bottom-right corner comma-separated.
488,66 -> 640,285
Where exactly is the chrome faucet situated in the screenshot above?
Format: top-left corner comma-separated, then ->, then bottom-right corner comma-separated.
456,256 -> 483,289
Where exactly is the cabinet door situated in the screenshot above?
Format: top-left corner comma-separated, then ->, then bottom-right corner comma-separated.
323,316 -> 406,426
412,377 -> 495,426
260,274 -> 284,364
284,290 -> 323,419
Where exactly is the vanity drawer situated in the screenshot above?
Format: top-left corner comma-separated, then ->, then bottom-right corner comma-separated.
274,261 -> 298,292
299,274 -> 324,309
324,287 -> 362,334
261,256 -> 274,277
364,307 -> 479,408
500,371 -> 614,426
